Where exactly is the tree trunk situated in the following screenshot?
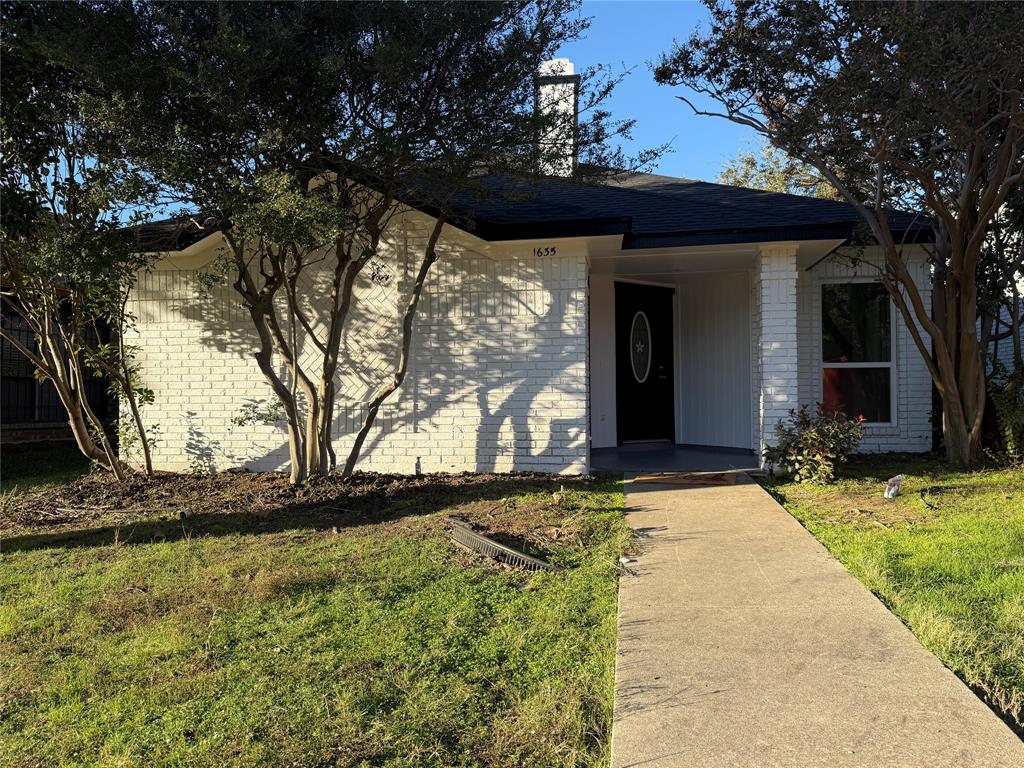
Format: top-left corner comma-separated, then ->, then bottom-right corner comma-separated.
252,316 -> 307,485
1012,283 -> 1022,373
315,222 -> 387,477
71,357 -> 125,481
226,234 -> 315,485
122,378 -> 153,477
237,289 -> 308,484
115,315 -> 153,477
341,218 -> 444,478
793,141 -> 1022,468
0,321 -> 125,478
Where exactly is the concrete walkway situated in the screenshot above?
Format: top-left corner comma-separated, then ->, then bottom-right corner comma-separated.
612,475 -> 1024,768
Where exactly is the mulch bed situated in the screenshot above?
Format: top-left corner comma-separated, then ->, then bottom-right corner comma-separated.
0,468 -> 569,532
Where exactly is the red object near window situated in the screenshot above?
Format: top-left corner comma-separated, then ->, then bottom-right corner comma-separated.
821,283 -> 893,423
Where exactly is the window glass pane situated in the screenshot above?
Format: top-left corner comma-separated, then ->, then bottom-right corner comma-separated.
822,367 -> 891,422
822,283 -> 891,363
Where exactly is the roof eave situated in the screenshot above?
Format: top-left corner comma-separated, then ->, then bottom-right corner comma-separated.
622,223 -> 934,250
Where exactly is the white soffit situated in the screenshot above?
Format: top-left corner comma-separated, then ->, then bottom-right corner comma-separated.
589,238 -> 846,276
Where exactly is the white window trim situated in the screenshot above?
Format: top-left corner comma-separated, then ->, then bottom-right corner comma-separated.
819,278 -> 898,427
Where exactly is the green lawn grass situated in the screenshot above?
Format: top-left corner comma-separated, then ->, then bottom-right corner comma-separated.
0,473 -> 628,767
770,457 -> 1024,731
1,442 -> 91,493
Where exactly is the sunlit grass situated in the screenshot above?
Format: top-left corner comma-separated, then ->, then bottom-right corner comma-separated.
0,473 -> 627,767
772,458 -> 1024,730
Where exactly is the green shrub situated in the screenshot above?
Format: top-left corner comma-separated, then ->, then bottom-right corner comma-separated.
990,364 -> 1024,464
763,404 -> 865,483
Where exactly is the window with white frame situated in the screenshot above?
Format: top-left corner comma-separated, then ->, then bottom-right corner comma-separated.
821,282 -> 893,423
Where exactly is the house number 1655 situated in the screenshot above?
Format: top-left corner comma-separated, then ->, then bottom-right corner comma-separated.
532,246 -> 557,258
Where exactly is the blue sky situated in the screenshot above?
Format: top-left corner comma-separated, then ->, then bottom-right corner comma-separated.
557,0 -> 760,181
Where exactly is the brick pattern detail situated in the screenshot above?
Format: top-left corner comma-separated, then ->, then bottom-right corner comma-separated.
750,272 -> 761,452
755,245 -> 800,460
129,211 -> 589,475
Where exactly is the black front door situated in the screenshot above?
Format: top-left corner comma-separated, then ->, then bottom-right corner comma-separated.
615,281 -> 675,443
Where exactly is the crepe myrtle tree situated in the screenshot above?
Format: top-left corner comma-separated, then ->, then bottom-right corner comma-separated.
88,0 -> 649,484
328,2 -> 654,479
1,2 -> 158,480
656,0 -> 1024,465
72,0 -> 421,485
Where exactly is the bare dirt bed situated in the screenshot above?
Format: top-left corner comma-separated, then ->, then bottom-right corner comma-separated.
3,469 -> 476,527
1,469 -> 607,564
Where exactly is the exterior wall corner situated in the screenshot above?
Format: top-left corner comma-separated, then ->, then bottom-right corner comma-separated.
755,244 -> 800,463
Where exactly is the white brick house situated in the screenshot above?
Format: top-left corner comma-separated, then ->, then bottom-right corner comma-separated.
130,63 -> 936,475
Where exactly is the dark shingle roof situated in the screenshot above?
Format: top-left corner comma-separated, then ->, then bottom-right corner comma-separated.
445,172 -> 932,247
132,172 -> 932,252
121,216 -> 219,252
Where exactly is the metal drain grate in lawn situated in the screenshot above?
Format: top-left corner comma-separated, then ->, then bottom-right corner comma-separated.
449,518 -> 553,571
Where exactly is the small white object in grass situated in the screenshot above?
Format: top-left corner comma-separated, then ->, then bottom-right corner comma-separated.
884,475 -> 903,499
619,556 -> 635,565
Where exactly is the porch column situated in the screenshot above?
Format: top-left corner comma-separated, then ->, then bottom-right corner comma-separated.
756,243 -> 799,463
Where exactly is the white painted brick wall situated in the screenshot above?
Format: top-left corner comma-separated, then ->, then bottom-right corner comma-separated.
796,246 -> 933,453
756,245 -> 800,457
129,209 -> 589,475
750,270 -> 762,452
130,223 -> 933,473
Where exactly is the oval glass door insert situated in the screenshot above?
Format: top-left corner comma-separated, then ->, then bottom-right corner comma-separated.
630,311 -> 652,383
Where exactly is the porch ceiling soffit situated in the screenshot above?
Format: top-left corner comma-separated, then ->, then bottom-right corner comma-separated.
588,238 -> 844,276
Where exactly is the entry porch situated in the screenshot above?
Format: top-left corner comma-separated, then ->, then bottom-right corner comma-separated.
587,239 -> 837,466
590,443 -> 758,473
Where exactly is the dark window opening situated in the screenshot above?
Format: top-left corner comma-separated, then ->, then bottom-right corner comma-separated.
821,283 -> 893,423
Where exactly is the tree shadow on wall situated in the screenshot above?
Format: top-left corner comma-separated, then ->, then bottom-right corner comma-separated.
184,410 -> 225,473
360,251 -> 587,473
155,229 -> 587,475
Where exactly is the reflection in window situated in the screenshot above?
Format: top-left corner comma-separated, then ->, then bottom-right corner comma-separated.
821,283 -> 893,423
630,311 -> 651,383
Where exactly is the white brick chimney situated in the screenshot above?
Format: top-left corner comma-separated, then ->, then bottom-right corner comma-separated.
537,58 -> 580,177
